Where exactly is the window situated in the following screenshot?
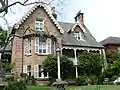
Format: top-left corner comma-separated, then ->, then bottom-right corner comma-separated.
74,32 -> 80,40
74,32 -> 84,41
23,65 -> 31,76
35,37 -> 51,54
38,65 -> 42,77
24,37 -> 31,55
35,19 -> 44,31
27,65 -> 31,76
34,65 -> 48,78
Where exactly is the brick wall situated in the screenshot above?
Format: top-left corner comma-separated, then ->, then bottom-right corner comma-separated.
104,44 -> 118,52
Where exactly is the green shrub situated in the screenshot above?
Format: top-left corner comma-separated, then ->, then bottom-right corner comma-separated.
5,80 -> 27,90
3,63 -> 13,73
75,76 -> 89,86
89,75 -> 98,85
24,75 -> 36,85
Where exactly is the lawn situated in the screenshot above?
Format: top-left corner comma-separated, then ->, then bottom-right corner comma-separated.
28,86 -> 53,90
66,85 -> 120,90
28,85 -> 120,90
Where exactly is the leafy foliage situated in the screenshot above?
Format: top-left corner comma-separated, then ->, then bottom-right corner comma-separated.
3,63 -> 13,73
75,75 -> 99,86
78,51 -> 103,76
0,27 -> 7,47
43,54 -> 73,79
101,51 -> 120,80
106,51 -> 120,64
5,80 -> 27,90
75,76 -> 89,86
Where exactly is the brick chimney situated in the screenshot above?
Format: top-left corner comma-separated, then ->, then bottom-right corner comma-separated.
51,7 -> 57,19
74,10 -> 84,26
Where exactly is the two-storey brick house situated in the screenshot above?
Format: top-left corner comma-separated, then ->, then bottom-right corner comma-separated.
10,4 -> 106,81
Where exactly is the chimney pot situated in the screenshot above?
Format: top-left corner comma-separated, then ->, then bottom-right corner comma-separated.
74,10 -> 84,25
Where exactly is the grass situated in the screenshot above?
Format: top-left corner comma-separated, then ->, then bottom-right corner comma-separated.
66,85 -> 120,90
28,85 -> 120,90
28,86 -> 53,90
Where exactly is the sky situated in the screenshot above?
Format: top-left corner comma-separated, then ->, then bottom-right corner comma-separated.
1,0 -> 120,42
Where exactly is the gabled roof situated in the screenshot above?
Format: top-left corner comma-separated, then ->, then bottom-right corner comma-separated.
13,4 -> 64,34
100,36 -> 120,45
59,22 -> 103,48
68,23 -> 86,33
0,43 -> 12,54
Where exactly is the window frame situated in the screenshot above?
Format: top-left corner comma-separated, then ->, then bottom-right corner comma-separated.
35,37 -> 51,55
34,65 -> 49,78
24,37 -> 32,56
74,32 -> 84,41
35,19 -> 44,31
74,32 -> 81,40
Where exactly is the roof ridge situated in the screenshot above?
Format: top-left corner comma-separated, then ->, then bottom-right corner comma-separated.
100,36 -> 120,45
13,3 -> 64,34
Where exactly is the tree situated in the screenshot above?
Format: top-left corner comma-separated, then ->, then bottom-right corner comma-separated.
106,50 -> 120,64
101,51 -> 120,80
0,0 -> 69,15
0,27 -> 7,47
78,51 -> 103,76
0,0 -> 69,53
43,54 -> 73,79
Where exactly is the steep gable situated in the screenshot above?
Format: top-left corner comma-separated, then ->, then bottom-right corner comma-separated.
59,22 -> 103,48
13,4 -> 64,34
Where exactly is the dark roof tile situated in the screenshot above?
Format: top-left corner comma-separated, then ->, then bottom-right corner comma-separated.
100,36 -> 120,45
59,22 -> 103,48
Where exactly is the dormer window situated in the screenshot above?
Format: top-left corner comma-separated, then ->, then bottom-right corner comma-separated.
74,32 -> 81,40
35,19 -> 44,31
74,32 -> 84,41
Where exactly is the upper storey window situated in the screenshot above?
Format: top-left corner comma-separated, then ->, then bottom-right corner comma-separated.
35,19 -> 44,31
74,32 -> 81,40
74,32 -> 84,41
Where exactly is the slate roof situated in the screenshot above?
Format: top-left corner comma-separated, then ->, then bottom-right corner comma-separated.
59,22 -> 103,48
100,36 -> 120,45
0,43 -> 12,54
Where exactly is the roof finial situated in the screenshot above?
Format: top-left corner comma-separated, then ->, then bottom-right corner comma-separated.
51,7 -> 57,19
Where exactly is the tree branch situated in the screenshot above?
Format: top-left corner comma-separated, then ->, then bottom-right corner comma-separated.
0,0 -> 54,14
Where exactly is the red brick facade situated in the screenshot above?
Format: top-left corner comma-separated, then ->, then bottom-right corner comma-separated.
104,44 -> 119,52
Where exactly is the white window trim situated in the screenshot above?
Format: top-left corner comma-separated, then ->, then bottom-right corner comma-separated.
34,65 -> 49,79
35,19 -> 44,31
24,38 -> 32,56
35,37 -> 52,55
39,67 -> 49,79
23,65 -> 33,76
23,65 -> 27,74
74,32 -> 85,41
